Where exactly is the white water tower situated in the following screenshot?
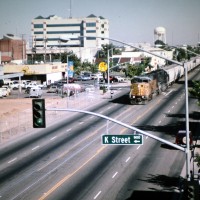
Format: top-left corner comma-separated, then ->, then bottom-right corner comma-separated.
154,27 -> 166,44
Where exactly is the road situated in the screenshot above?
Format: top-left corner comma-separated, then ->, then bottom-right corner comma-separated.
0,68 -> 200,200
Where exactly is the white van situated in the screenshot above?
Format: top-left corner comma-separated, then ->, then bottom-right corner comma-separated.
29,87 -> 42,98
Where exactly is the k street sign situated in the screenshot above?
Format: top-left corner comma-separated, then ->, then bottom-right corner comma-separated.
102,134 -> 143,145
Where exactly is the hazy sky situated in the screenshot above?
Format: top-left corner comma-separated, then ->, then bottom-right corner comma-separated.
0,0 -> 199,46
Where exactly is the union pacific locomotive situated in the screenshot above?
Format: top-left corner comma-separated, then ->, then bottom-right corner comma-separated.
129,57 -> 200,104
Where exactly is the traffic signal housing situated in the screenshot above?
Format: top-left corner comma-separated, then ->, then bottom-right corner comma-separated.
32,99 -> 46,128
184,180 -> 199,200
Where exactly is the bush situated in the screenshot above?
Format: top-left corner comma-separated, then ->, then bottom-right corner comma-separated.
194,152 -> 200,168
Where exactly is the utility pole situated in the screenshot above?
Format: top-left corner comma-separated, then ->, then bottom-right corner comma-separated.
69,0 -> 72,18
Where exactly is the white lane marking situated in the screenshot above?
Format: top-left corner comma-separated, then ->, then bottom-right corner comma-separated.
8,157 -> 17,164
66,128 -> 71,132
164,90 -> 173,96
126,157 -> 130,162
50,136 -> 57,141
32,146 -> 39,151
112,171 -> 118,178
94,191 -> 102,199
90,116 -> 94,119
168,110 -> 171,113
172,106 -> 174,109
79,122 -> 84,125
146,136 -> 148,139
137,145 -> 141,150
158,120 -> 162,124
107,106 -> 112,110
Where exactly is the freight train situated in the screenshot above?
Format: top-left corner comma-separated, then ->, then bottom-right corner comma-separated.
129,57 -> 200,105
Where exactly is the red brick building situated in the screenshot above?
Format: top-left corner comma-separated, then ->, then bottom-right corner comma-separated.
0,34 -> 26,64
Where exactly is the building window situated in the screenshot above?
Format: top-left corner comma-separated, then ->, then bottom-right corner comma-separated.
46,31 -> 80,34
86,30 -> 96,33
86,22 -> 96,27
34,31 -> 44,34
34,24 -> 43,28
35,38 -> 44,41
86,37 -> 96,40
47,23 -> 81,27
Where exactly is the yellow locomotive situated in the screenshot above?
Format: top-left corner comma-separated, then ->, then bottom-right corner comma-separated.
129,69 -> 169,104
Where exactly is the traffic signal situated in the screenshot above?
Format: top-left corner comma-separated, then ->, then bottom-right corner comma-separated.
184,180 -> 199,200
32,99 -> 46,128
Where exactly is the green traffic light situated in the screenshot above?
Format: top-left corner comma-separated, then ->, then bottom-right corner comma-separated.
32,99 -> 46,128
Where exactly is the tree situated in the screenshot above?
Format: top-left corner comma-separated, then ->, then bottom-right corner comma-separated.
194,153 -> 200,168
189,81 -> 200,105
154,40 -> 166,46
98,43 -> 121,59
81,61 -> 98,73
173,48 -> 187,61
61,52 -> 81,74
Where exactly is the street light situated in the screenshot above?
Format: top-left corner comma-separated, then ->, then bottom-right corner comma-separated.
64,34 -> 197,180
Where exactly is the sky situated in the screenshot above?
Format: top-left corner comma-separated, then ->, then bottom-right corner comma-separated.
0,0 -> 200,46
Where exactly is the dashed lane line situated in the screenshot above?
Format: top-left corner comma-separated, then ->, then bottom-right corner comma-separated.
32,146 -> 39,151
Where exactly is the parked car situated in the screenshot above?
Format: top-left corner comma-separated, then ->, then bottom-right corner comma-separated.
25,82 -> 44,89
114,75 -> 125,82
68,77 -> 75,83
0,89 -> 4,98
29,87 -> 42,98
81,76 -> 91,81
2,85 -> 11,95
90,73 -> 103,80
0,87 -> 9,97
47,86 -> 58,93
104,76 -> 118,83
74,76 -> 82,81
175,130 -> 193,147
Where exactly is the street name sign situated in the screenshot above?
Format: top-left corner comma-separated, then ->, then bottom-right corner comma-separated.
102,134 -> 143,145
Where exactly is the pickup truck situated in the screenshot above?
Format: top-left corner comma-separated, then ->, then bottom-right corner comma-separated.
29,87 -> 42,98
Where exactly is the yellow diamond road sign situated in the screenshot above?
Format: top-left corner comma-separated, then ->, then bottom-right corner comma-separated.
99,62 -> 108,72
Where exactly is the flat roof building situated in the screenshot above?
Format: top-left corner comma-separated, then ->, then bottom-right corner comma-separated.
29,14 -> 109,63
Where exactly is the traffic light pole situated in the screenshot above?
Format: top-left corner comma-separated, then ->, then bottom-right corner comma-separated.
46,107 -> 185,151
184,62 -> 191,181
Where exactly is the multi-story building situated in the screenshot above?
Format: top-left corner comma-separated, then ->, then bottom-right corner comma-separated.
28,14 -> 109,63
0,34 -> 26,64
